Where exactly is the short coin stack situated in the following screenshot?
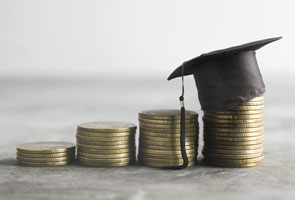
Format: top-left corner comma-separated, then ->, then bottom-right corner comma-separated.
138,109 -> 199,168
76,122 -> 137,167
17,142 -> 76,167
202,95 -> 265,167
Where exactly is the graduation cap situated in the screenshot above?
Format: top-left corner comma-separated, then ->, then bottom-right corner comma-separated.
167,37 -> 282,169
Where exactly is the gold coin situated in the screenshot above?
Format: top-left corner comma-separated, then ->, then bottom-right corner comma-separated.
138,117 -> 198,125
78,160 -> 133,167
203,151 -> 263,159
204,135 -> 263,142
140,135 -> 197,142
204,110 -> 264,115
203,130 -> 263,137
17,142 -> 76,154
138,152 -> 196,160
77,152 -> 132,159
248,95 -> 265,102
202,117 -> 263,124
77,143 -> 132,150
17,155 -> 75,163
139,148 -> 196,155
17,160 -> 74,167
139,157 -> 196,165
204,138 -> 264,146
77,122 -> 137,133
139,139 -> 198,147
139,109 -> 198,120
203,147 -> 263,155
204,113 -> 264,120
140,130 -> 198,137
17,151 -> 75,158
139,122 -> 198,129
139,160 -> 196,168
77,130 -> 135,137
139,144 -> 197,151
230,105 -> 264,111
140,127 -> 198,134
76,138 -> 135,146
77,156 -> 134,163
204,122 -> 263,128
240,101 -> 264,106
76,134 -> 134,142
78,147 -> 135,154
204,155 -> 264,164
203,159 -> 262,167
204,126 -> 264,133
204,143 -> 263,150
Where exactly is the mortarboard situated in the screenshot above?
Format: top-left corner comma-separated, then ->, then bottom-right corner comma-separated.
167,37 -> 282,169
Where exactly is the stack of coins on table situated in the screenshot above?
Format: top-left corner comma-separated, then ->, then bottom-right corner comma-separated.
202,95 -> 265,167
138,110 -> 199,168
17,142 -> 76,167
76,122 -> 137,167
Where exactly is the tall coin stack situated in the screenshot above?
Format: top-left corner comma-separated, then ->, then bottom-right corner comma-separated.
138,110 -> 199,168
76,122 -> 137,167
202,95 -> 264,167
17,142 -> 76,167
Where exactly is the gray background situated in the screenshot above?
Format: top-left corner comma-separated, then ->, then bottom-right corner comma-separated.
0,1 -> 294,200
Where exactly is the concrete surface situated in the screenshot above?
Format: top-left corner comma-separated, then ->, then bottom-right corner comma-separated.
0,76 -> 294,200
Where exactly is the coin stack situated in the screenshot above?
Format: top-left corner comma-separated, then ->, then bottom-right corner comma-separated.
138,110 -> 199,168
17,142 -> 76,167
76,122 -> 137,167
202,95 -> 265,167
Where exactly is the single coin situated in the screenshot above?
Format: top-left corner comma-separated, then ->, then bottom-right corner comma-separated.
77,122 -> 137,133
248,95 -> 265,102
17,142 -> 76,154
139,160 -> 196,168
138,152 -> 196,160
77,156 -> 134,163
140,135 -> 198,142
138,117 -> 198,125
139,144 -> 197,151
204,122 -> 264,128
203,147 -> 263,155
139,157 -> 196,165
139,139 -> 198,147
203,135 -> 263,142
139,109 -> 198,120
76,138 -> 135,146
140,130 -> 198,137
139,122 -> 198,129
77,143 -> 132,150
205,110 -> 264,115
78,160 -> 133,167
203,151 -> 263,159
77,130 -> 135,137
78,147 -> 135,154
140,127 -> 198,134
17,155 -> 75,163
139,148 -> 196,155
77,152 -> 132,159
230,105 -> 264,111
17,160 -> 74,167
240,101 -> 264,106
76,134 -> 134,142
204,138 -> 264,146
204,126 -> 264,133
202,117 -> 263,124
204,113 -> 264,120
203,130 -> 263,137
16,151 -> 75,158
204,143 -> 263,150
203,155 -> 264,164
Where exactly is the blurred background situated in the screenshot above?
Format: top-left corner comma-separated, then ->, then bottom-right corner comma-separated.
0,1 -> 294,199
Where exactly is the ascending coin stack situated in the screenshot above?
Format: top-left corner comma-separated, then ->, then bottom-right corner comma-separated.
138,110 -> 199,168
17,142 -> 76,167
76,122 -> 137,167
202,95 -> 265,167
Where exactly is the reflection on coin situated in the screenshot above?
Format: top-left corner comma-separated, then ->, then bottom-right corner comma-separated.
140,130 -> 197,137
202,117 -> 263,124
204,143 -> 263,150
203,147 -> 263,155
248,96 -> 265,102
139,109 -> 198,120
77,138 -> 134,146
204,138 -> 264,146
139,144 -> 197,151
139,139 -> 197,147
78,160 -> 133,167
203,151 -> 263,159
205,110 -> 264,115
17,156 -> 75,163
204,113 -> 264,120
240,101 -> 264,106
77,152 -> 132,159
77,122 -> 137,133
138,118 -> 197,125
17,142 -> 76,154
139,160 -> 196,168
139,157 -> 196,164
138,152 -> 196,160
204,155 -> 264,164
139,148 -> 196,155
78,147 -> 135,154
203,130 -> 263,137
77,143 -> 131,150
77,156 -> 134,163
76,130 -> 135,137
76,134 -> 133,142
17,152 -> 75,158
230,105 -> 264,111
204,126 -> 264,133
203,135 -> 263,142
204,122 -> 264,128
140,127 -> 198,134
139,122 -> 198,129
17,160 -> 74,167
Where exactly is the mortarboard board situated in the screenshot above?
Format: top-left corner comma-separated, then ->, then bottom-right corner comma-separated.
167,37 -> 282,169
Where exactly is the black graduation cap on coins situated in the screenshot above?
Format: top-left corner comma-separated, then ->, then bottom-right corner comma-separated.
167,37 -> 282,169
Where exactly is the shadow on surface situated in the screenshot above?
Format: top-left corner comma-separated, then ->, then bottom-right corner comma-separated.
0,158 -> 17,166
